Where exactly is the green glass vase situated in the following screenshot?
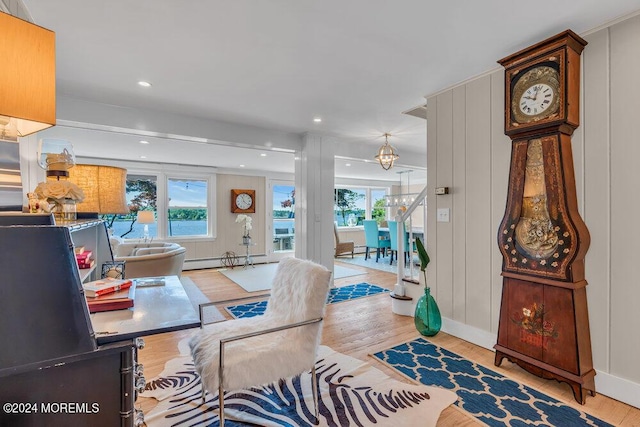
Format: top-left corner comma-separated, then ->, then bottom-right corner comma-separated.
414,287 -> 441,336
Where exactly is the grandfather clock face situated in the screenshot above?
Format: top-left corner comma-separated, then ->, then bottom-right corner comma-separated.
511,65 -> 561,124
498,136 -> 578,281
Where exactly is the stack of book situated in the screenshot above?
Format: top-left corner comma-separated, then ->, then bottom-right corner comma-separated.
83,278 -> 135,313
75,246 -> 95,270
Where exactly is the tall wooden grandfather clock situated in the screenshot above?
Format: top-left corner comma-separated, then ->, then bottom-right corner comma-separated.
494,30 -> 595,404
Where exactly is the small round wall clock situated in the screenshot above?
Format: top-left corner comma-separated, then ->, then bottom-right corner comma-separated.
231,189 -> 255,213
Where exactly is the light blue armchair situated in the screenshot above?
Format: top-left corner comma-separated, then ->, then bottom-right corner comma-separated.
363,220 -> 390,262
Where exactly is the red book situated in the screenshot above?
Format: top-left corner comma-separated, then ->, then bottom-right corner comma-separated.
86,284 -> 135,313
75,250 -> 93,261
83,278 -> 133,297
87,297 -> 134,313
78,259 -> 95,269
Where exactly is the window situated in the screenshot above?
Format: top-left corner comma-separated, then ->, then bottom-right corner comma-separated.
334,187 -> 366,226
272,184 -> 295,252
167,178 -> 208,237
109,174 -> 158,239
334,186 -> 389,227
371,189 -> 387,224
108,171 -> 214,240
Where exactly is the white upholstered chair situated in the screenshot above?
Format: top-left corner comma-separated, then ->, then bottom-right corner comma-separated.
112,242 -> 186,278
189,257 -> 332,426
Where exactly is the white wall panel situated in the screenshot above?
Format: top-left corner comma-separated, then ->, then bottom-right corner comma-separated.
609,14 -> 640,383
426,97 -> 438,307
464,76 -> 492,330
582,28 -> 612,373
452,86 -> 467,322
490,70 -> 511,332
435,91 -> 454,318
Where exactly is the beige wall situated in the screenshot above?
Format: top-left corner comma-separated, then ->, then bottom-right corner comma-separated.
180,174 -> 266,265
426,15 -> 640,404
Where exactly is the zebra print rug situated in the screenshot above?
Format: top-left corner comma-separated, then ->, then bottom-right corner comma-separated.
141,344 -> 457,426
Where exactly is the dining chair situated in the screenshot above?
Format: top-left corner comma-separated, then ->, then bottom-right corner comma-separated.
189,257 -> 332,426
388,220 -> 412,265
334,222 -> 355,258
363,220 -> 390,262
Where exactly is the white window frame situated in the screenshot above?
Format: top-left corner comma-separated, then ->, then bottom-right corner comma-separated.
334,185 -> 389,228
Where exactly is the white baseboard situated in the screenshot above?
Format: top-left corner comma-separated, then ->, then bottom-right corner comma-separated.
594,371 -> 640,409
441,317 -> 497,351
441,317 -> 640,409
183,255 -> 269,270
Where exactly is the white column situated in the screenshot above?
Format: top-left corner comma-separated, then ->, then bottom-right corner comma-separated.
295,133 -> 335,277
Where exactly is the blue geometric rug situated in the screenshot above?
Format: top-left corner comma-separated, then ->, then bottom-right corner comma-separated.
226,282 -> 389,318
371,338 -> 613,427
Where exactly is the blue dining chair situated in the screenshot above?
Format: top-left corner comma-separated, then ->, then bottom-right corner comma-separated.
388,220 -> 412,265
363,220 -> 390,262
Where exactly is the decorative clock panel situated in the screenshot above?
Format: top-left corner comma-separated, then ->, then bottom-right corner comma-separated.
497,135 -> 582,281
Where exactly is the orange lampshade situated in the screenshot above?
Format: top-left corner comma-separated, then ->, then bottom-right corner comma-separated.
0,12 -> 56,141
68,165 -> 129,214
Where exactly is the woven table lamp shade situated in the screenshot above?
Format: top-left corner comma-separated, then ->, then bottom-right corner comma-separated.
68,165 -> 129,214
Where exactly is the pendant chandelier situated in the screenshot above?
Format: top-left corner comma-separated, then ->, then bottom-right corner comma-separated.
375,133 -> 399,170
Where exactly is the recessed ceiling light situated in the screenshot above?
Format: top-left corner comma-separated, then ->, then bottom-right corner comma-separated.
138,81 -> 152,87
139,140 -> 149,144
140,155 -> 147,159
294,156 -> 300,161
239,164 -> 245,168
345,163 -> 351,167
260,153 -> 267,157
313,117 -> 322,123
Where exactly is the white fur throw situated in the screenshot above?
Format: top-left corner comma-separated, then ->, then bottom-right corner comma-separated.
189,257 -> 331,392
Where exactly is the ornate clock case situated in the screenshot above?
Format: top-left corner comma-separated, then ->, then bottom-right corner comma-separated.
495,30 -> 595,404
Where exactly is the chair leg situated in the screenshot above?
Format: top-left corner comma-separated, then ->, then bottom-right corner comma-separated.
219,384 -> 225,426
365,247 -> 369,260
375,248 -> 380,262
311,364 -> 319,419
389,250 -> 394,265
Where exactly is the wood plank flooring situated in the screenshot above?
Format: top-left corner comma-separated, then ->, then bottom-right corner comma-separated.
137,260 -> 640,426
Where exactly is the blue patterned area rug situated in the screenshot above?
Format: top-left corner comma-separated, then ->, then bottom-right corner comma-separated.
141,344 -> 457,426
226,282 -> 389,319
371,338 -> 613,427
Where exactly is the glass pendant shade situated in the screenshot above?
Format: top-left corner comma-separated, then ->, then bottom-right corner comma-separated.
375,134 -> 399,170
37,139 -> 75,178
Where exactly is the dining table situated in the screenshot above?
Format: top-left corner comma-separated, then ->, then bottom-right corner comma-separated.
378,226 -> 424,242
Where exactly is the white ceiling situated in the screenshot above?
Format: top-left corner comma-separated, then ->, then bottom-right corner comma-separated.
20,0 -> 640,182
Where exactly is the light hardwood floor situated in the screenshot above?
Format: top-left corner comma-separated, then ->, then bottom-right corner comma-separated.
138,260 -> 640,426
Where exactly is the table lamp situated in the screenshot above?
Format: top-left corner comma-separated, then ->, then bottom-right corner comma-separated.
68,164 -> 129,215
137,210 -> 155,241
